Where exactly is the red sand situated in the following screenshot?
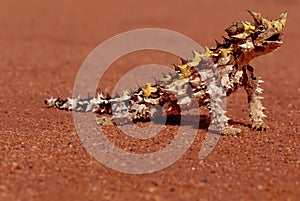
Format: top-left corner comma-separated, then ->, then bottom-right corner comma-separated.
0,0 -> 299,200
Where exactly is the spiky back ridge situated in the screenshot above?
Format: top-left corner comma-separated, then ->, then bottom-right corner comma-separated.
43,13 -> 256,119
44,34 -> 241,117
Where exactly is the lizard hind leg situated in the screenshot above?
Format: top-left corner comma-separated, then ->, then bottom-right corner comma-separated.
206,85 -> 242,136
208,98 -> 242,135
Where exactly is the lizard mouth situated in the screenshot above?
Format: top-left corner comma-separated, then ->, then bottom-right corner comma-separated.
266,34 -> 281,42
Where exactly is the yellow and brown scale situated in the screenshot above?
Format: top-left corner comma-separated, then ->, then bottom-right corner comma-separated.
45,11 -> 287,135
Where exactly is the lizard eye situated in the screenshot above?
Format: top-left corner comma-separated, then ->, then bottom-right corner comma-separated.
257,25 -> 265,32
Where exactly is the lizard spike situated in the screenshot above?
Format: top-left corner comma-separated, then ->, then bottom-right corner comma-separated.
180,58 -> 188,64
122,90 -> 131,99
256,87 -> 263,94
161,73 -> 167,81
152,76 -> 158,84
99,92 -> 104,99
192,50 -> 202,60
205,46 -> 218,57
222,36 -> 230,44
87,93 -> 91,99
115,92 -> 120,98
136,83 -> 141,89
215,39 -> 222,48
247,10 -> 268,26
173,64 -> 181,73
258,79 -> 264,84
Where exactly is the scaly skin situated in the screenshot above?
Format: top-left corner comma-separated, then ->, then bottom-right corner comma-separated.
44,11 -> 287,135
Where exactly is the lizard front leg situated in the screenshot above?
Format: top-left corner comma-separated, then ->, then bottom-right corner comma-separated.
243,66 -> 268,131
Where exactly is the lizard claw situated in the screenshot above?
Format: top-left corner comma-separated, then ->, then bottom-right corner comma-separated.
251,122 -> 268,131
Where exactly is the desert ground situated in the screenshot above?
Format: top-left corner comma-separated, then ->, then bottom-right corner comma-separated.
0,0 -> 299,200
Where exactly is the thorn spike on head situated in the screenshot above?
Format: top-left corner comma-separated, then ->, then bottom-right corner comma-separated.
279,12 -> 288,26
247,10 -> 267,26
247,10 -> 260,21
279,12 -> 288,20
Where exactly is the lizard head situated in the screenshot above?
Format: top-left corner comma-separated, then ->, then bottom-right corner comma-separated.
225,11 -> 287,58
248,10 -> 287,51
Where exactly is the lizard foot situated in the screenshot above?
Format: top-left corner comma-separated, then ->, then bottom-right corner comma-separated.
96,116 -> 115,126
251,122 -> 268,131
221,126 -> 242,136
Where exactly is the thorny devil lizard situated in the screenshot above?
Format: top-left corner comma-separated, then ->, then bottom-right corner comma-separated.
45,11 -> 287,135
